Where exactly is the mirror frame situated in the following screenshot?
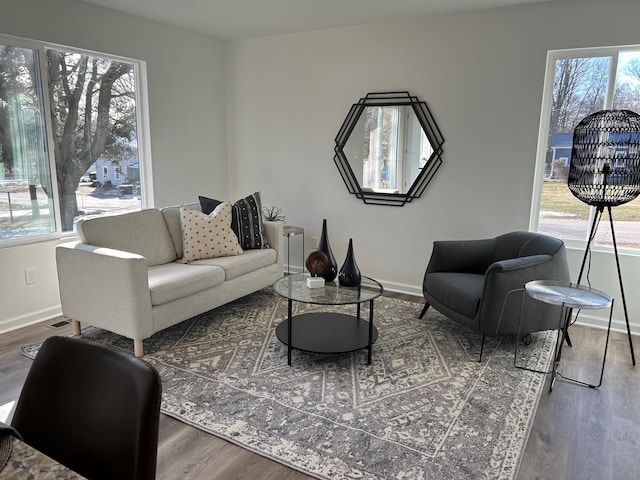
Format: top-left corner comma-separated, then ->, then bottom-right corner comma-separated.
334,91 -> 444,206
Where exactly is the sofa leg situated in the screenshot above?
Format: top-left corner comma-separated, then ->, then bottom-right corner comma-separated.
478,334 -> 486,363
134,340 -> 144,357
71,319 -> 81,336
418,303 -> 430,319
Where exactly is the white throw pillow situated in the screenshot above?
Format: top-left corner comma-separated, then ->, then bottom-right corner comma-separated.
180,202 -> 243,263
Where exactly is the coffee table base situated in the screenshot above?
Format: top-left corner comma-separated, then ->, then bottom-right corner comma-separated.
275,312 -> 378,365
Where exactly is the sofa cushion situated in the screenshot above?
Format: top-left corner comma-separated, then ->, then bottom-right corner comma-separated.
199,192 -> 269,250
424,272 -> 485,319
77,209 -> 177,267
190,248 -> 277,280
148,262 -> 225,306
160,202 -> 199,259
180,203 -> 243,263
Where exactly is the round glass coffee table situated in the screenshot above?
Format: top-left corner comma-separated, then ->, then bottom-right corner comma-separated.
272,273 -> 383,365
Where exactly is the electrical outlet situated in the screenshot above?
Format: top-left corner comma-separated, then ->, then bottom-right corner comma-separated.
25,268 -> 37,285
311,236 -> 319,248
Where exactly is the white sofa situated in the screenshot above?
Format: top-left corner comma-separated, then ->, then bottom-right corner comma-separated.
56,203 -> 283,356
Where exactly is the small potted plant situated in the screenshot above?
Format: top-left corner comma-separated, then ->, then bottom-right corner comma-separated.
261,206 -> 285,222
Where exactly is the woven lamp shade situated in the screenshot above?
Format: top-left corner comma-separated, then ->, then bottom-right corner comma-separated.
568,109 -> 640,207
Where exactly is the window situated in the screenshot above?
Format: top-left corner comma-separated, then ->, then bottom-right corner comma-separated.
0,43 -> 54,240
0,35 -> 150,244
532,46 -> 640,250
355,106 -> 432,194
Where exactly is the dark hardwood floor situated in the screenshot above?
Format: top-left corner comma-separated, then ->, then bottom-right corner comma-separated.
1,292 -> 638,479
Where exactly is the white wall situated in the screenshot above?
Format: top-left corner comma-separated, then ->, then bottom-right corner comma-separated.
0,0 -> 227,332
3,0 -> 640,339
225,0 -> 640,335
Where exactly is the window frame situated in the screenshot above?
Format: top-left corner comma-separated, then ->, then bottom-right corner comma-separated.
529,44 -> 640,255
0,33 -> 153,248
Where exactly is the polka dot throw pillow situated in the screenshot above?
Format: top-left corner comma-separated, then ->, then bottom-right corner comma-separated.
180,202 -> 243,263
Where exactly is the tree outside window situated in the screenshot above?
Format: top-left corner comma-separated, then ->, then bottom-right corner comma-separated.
0,37 -> 145,242
535,47 -> 640,249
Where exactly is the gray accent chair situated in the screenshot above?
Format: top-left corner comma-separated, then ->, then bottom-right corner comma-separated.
419,231 -> 570,361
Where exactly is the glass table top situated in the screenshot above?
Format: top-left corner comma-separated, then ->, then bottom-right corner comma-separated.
525,280 -> 612,310
283,225 -> 304,236
273,273 -> 383,305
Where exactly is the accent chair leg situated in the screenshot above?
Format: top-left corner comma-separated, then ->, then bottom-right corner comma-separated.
520,333 -> 532,346
418,303 -> 430,319
134,340 -> 144,357
71,319 -> 81,336
479,334 -> 486,363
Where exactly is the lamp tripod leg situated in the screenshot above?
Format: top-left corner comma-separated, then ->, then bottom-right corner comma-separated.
607,206 -> 636,366
569,206 -> 602,348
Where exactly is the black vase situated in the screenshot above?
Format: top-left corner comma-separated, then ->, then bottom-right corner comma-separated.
339,238 -> 361,287
317,219 -> 338,282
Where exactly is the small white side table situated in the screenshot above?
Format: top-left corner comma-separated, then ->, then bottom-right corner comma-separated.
283,225 -> 304,275
518,280 -> 614,392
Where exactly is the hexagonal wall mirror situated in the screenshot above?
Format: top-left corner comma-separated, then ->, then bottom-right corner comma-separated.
334,91 -> 444,206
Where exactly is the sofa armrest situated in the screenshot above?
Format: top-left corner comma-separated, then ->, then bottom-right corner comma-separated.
263,221 -> 284,273
56,241 -> 154,340
426,238 -> 496,274
486,254 -> 552,274
481,253 -> 567,335
483,254 -> 556,307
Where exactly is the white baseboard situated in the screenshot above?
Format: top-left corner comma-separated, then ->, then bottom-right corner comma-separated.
375,278 -> 640,337
283,270 -> 424,298
377,279 -> 422,298
572,311 -> 640,336
6,284 -> 636,340
283,264 -> 305,275
0,306 -> 62,335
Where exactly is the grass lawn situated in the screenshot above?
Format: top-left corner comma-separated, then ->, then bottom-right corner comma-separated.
541,180 -> 640,221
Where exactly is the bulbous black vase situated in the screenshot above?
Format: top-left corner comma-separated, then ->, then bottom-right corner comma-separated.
317,219 -> 338,282
339,238 -> 361,287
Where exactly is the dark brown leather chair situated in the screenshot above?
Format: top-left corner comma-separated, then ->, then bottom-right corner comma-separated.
11,336 -> 162,480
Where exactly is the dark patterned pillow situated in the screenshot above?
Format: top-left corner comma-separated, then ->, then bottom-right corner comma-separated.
199,192 -> 270,250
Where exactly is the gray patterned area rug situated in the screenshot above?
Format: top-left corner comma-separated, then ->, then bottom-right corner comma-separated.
24,289 -> 555,480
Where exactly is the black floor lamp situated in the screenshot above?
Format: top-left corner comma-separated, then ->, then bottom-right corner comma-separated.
568,109 -> 640,365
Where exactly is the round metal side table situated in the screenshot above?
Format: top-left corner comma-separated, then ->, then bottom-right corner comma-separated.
518,280 -> 614,392
283,225 -> 304,275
